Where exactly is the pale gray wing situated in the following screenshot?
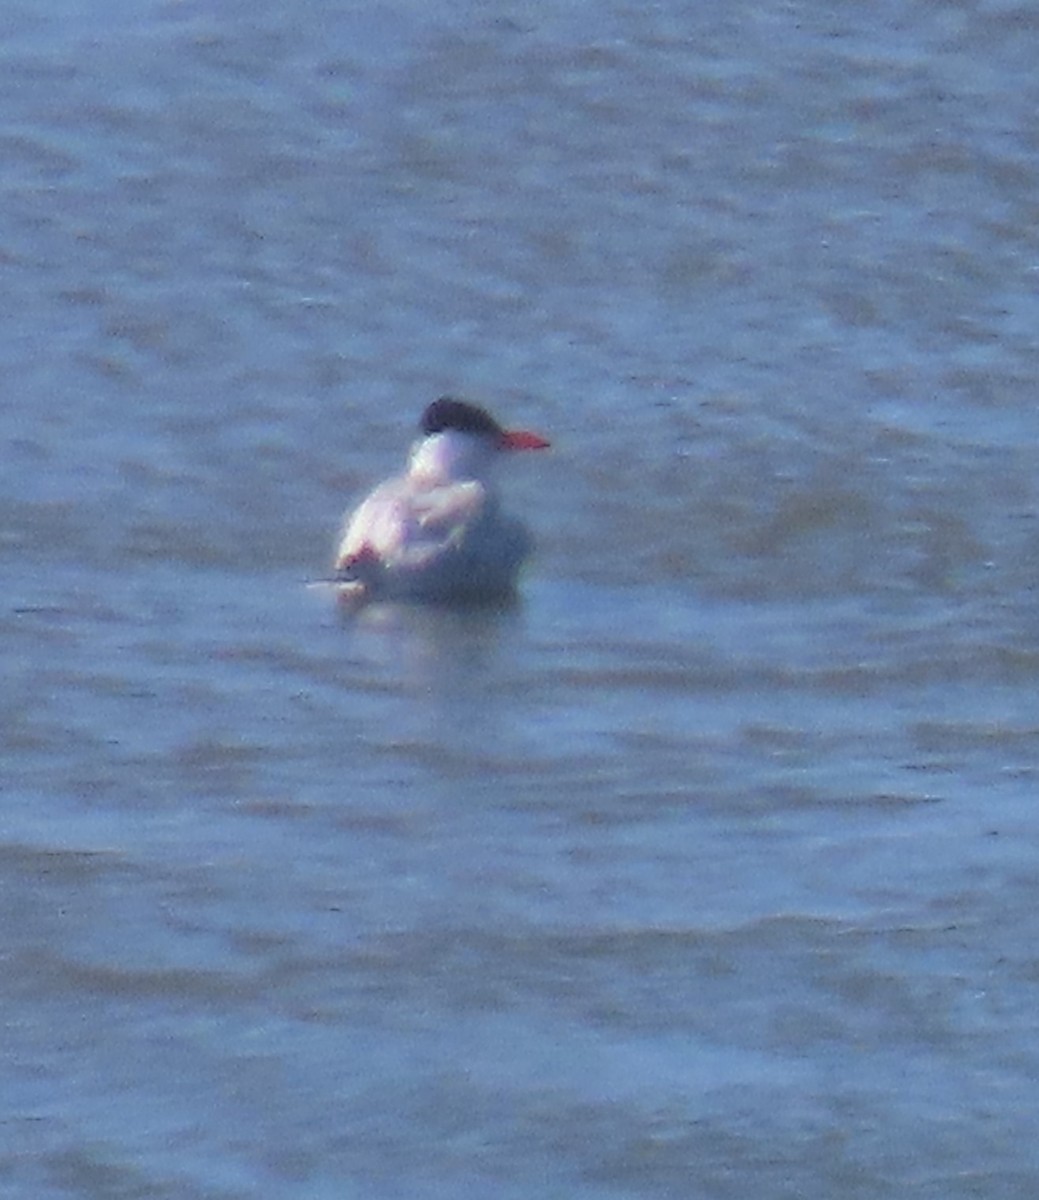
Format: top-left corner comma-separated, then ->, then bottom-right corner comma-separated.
335,478 -> 486,571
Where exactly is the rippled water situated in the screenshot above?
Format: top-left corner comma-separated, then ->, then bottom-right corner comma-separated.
5,1 -> 1039,1196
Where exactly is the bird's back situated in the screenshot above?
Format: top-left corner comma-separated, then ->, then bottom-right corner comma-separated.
335,474 -> 531,601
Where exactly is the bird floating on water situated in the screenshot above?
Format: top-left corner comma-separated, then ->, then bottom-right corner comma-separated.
328,397 -> 550,606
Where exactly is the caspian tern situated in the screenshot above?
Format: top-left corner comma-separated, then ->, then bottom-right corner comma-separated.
331,397 -> 550,605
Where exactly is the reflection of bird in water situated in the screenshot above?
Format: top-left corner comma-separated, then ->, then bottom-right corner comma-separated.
332,397 -> 549,606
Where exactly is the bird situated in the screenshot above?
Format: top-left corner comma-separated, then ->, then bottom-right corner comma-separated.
330,397 -> 550,605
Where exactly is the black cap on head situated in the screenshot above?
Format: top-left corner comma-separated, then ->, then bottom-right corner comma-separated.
420,397 -> 504,439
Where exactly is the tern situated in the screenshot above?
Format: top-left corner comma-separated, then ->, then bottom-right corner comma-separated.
330,397 -> 550,605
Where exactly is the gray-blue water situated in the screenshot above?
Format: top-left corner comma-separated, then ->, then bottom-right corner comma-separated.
5,2 -> 1039,1196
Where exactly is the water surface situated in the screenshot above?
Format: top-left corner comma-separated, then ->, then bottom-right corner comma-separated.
4,1 -> 1039,1196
